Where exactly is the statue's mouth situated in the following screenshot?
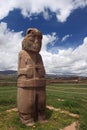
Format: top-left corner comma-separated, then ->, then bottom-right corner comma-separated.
33,47 -> 40,52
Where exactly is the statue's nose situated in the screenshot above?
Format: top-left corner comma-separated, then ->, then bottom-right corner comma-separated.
35,38 -> 38,43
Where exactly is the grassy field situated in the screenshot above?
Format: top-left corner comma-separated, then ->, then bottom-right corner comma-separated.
0,83 -> 87,130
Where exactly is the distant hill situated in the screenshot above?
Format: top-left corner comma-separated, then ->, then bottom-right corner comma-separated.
0,70 -> 17,75
0,70 -> 87,79
46,73 -> 87,79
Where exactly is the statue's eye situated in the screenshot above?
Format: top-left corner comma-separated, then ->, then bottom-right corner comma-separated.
37,37 -> 41,42
28,38 -> 34,42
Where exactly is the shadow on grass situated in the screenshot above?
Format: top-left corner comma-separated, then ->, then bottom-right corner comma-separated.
46,108 -> 53,120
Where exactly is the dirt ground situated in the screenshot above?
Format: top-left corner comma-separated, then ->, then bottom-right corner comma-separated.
63,122 -> 77,130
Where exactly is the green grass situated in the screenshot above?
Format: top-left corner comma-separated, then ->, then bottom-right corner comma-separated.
47,84 -> 87,130
0,84 -> 87,129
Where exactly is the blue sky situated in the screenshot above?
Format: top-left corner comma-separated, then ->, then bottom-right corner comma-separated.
0,0 -> 87,76
2,7 -> 87,48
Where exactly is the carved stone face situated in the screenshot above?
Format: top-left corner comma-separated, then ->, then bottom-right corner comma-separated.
22,28 -> 42,53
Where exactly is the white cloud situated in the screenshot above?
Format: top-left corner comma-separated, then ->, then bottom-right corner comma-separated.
41,33 -> 57,51
41,36 -> 87,76
74,0 -> 87,8
0,22 -> 87,76
0,0 -> 14,20
0,0 -> 87,22
61,34 -> 72,42
0,22 -> 23,71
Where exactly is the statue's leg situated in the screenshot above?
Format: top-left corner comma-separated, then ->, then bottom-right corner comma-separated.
17,87 -> 35,126
37,87 -> 46,123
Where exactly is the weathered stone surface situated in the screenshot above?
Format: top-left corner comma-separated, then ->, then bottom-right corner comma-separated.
17,28 -> 46,126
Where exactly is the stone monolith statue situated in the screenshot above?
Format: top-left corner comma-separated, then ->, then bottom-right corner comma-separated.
17,28 -> 46,126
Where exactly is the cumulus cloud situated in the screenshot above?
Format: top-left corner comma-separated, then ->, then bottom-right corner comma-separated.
41,36 -> 87,76
0,22 -> 87,76
0,0 -> 87,22
0,22 -> 23,71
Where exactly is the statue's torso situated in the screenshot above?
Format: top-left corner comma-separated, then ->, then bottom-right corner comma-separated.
17,50 -> 46,87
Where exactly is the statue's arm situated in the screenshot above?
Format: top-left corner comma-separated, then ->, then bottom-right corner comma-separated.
37,54 -> 46,77
18,51 -> 33,78
18,51 -> 27,78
